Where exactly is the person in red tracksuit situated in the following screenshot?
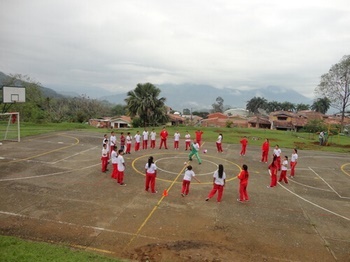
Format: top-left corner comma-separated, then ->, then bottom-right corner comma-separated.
237,164 -> 249,202
268,154 -> 278,188
240,136 -> 248,156
261,138 -> 269,163
195,129 -> 204,146
159,126 -> 168,149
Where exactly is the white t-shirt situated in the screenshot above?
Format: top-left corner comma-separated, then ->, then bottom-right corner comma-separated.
213,170 -> 226,186
110,135 -> 117,147
281,159 -> 288,170
185,133 -> 191,142
143,131 -> 149,140
102,148 -> 108,157
174,132 -> 180,141
126,135 -> 132,144
150,131 -> 156,140
117,155 -> 125,171
134,134 -> 141,143
291,153 -> 298,162
192,142 -> 200,151
183,169 -> 196,181
111,150 -> 118,164
217,135 -> 222,143
145,163 -> 157,174
274,148 -> 281,157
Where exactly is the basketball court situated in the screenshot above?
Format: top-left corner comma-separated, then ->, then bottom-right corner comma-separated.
0,130 -> 349,261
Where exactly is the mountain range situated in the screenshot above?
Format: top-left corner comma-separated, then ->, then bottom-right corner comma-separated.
1,71 -> 313,112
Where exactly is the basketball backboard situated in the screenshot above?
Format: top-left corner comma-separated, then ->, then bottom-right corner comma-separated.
1,86 -> 26,103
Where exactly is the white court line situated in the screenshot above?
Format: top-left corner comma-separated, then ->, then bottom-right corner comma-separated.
288,179 -> 333,192
278,183 -> 350,221
0,211 -> 158,240
51,146 -> 98,164
0,163 -> 100,182
308,167 -> 350,200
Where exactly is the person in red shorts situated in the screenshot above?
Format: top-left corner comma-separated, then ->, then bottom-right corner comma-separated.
237,164 -> 249,202
240,136 -> 248,156
268,155 -> 278,188
261,138 -> 269,163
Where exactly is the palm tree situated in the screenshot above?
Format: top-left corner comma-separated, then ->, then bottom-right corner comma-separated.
125,83 -> 168,126
311,97 -> 331,114
246,97 -> 268,114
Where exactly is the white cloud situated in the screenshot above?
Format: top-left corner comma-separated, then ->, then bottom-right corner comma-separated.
1,0 -> 349,98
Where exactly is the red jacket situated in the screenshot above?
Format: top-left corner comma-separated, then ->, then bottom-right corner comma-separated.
262,141 -> 269,152
240,138 -> 248,146
238,170 -> 249,185
160,130 -> 168,139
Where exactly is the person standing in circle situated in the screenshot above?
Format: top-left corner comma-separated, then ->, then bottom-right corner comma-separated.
181,165 -> 200,197
237,164 -> 249,202
159,126 -> 169,149
216,133 -> 223,153
206,164 -> 226,202
290,148 -> 298,178
261,138 -> 269,163
150,128 -> 156,149
116,149 -> 126,186
279,155 -> 289,184
273,145 -> 282,171
240,136 -> 248,156
145,156 -> 157,193
185,131 -> 191,150
195,129 -> 204,146
268,155 -> 278,188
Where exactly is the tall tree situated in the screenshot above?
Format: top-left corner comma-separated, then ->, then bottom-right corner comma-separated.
125,83 -> 168,126
295,103 -> 310,112
246,97 -> 268,113
311,97 -> 331,114
211,96 -> 224,113
266,101 -> 282,113
315,55 -> 350,128
280,101 -> 296,112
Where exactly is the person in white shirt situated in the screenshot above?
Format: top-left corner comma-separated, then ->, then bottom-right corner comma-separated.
125,132 -> 132,154
109,131 -> 117,158
116,149 -> 126,186
174,131 -> 180,150
185,131 -> 191,150
278,156 -> 289,184
142,128 -> 149,150
101,143 -> 109,173
110,147 -> 118,180
216,133 -> 223,153
206,164 -> 226,202
134,131 -> 141,151
273,145 -> 282,171
188,139 -> 202,164
181,165 -> 200,197
290,148 -> 298,178
145,156 -> 157,193
150,129 -> 156,149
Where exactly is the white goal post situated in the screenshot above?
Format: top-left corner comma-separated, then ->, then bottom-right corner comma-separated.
0,112 -> 20,142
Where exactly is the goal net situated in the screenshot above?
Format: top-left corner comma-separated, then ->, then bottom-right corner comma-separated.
0,112 -> 20,142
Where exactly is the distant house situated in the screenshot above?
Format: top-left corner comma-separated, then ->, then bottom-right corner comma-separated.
201,112 -> 248,128
168,114 -> 185,126
89,116 -> 132,129
248,115 -> 271,129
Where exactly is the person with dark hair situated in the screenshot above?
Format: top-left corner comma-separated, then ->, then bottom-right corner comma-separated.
216,133 -> 223,153
116,149 -> 126,186
145,156 -> 157,193
237,164 -> 249,202
240,136 -> 248,156
181,165 -> 200,197
120,132 -> 125,152
195,129 -> 204,146
290,148 -> 298,178
279,156 -> 289,184
273,144 -> 282,171
125,132 -> 132,154
206,164 -> 226,202
268,154 -> 278,188
188,139 -> 202,164
159,126 -> 169,149
110,146 -> 118,180
261,138 -> 269,163
101,143 -> 109,173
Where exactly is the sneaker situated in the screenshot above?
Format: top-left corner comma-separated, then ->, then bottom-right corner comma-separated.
120,183 -> 126,186
205,198 -> 209,201
181,193 -> 185,197
152,191 -> 158,193
237,199 -> 243,202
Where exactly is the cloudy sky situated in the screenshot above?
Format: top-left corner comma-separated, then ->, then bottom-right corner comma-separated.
1,0 -> 349,98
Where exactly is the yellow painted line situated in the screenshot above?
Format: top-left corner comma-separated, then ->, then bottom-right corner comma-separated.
340,163 -> 350,177
131,153 -> 240,184
124,162 -> 188,251
7,133 -> 79,163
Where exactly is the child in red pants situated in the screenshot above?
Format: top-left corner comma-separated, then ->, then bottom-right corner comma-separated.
279,156 -> 289,184
268,155 -> 278,188
181,165 -> 200,196
237,164 -> 249,202
206,164 -> 226,202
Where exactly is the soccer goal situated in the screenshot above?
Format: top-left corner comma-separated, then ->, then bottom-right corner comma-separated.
0,112 -> 20,142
